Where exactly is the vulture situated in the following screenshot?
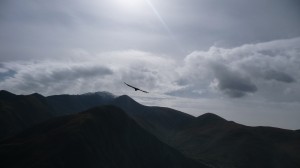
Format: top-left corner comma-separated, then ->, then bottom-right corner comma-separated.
124,82 -> 149,93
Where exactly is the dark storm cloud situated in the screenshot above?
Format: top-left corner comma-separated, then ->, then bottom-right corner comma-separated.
211,64 -> 257,98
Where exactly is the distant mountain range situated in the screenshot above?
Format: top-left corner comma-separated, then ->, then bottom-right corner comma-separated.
0,90 -> 299,168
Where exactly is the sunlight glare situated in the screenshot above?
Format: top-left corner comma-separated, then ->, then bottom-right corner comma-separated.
113,0 -> 146,13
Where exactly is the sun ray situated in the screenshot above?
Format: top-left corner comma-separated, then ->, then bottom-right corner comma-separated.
144,0 -> 185,53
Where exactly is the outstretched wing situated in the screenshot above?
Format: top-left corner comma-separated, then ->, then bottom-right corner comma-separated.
139,89 -> 149,93
124,82 -> 138,90
124,82 -> 149,93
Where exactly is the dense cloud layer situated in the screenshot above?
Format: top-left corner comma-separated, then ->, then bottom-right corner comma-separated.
1,38 -> 299,102
0,50 -> 177,95
178,37 -> 300,101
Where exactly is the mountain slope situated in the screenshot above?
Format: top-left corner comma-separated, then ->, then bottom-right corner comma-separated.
0,105 -> 208,168
0,91 -> 54,139
112,95 -> 195,142
173,114 -> 300,168
47,91 -> 115,115
1,91 -> 300,168
0,91 -> 193,141
0,91 -> 115,139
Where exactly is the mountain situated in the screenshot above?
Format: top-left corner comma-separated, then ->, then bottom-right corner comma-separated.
0,105 -> 208,168
111,95 -> 195,142
172,114 -> 300,168
47,91 -> 115,115
0,90 -> 54,139
0,90 -> 194,141
111,96 -> 300,167
0,91 -> 115,139
1,90 -> 300,168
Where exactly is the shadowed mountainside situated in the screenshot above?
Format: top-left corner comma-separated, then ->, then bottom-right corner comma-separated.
47,91 -> 115,115
0,90 -> 300,168
111,95 -> 300,168
111,95 -> 195,142
0,91 -> 115,139
172,113 -> 300,168
0,91 -> 194,141
0,106 -> 208,168
0,90 -> 54,139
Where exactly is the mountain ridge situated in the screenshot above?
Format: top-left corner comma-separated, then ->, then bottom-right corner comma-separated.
0,105 -> 208,168
1,90 -> 300,168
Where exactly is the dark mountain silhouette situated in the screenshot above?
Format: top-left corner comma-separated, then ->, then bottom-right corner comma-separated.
0,90 -> 54,139
111,95 -> 195,142
191,113 -> 227,128
0,106 -> 207,168
0,90 -> 300,168
47,91 -> 115,115
172,115 -> 300,168
109,95 -> 300,168
0,91 -> 115,139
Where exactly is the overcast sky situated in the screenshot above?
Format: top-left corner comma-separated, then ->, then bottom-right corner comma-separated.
1,0 -> 300,129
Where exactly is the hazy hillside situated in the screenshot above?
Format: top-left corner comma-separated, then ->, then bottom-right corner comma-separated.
0,106 -> 208,168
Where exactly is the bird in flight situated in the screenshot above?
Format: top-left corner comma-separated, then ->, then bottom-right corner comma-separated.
124,82 -> 149,93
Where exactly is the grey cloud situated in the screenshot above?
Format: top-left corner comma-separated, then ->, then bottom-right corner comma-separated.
46,66 -> 113,82
22,65 -> 112,85
264,70 -> 295,83
180,37 -> 300,100
223,90 -> 247,98
0,50 -> 178,95
167,87 -> 202,98
0,70 -> 16,81
0,64 -> 16,81
211,64 -> 257,98
0,62 -> 113,95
